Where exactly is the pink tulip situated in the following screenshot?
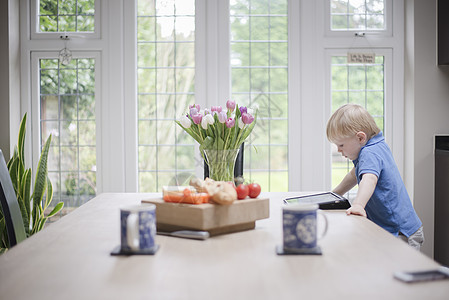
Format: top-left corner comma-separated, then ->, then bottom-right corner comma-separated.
225,117 -> 235,128
218,111 -> 227,123
226,100 -> 236,112
241,113 -> 254,124
211,106 -> 222,113
192,113 -> 203,125
189,104 -> 200,111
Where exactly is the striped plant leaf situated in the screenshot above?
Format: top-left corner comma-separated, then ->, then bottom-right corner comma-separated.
43,176 -> 53,211
32,135 -> 51,213
17,113 -> 27,162
47,202 -> 64,218
8,157 -> 19,194
37,217 -> 47,232
22,169 -> 31,220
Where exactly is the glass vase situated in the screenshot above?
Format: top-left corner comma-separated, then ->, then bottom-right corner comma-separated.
203,149 -> 240,182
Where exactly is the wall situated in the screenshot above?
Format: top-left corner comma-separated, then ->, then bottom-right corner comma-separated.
405,0 -> 449,258
0,0 -> 21,160
0,0 -> 11,159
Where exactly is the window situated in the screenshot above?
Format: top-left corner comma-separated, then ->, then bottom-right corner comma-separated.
136,0 -> 288,192
32,0 -> 100,39
27,0 -> 102,217
19,0 -> 403,207
137,0 -> 196,192
34,54 -> 98,214
321,0 -> 400,194
330,0 -> 386,31
230,0 -> 289,191
38,0 -> 95,32
330,54 -> 385,189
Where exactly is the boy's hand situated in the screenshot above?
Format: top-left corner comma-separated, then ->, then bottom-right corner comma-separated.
346,203 -> 367,217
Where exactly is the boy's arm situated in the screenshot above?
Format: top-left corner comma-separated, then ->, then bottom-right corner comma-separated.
332,167 -> 357,196
346,173 -> 378,217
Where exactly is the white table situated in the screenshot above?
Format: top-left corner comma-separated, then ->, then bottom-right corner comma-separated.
0,192 -> 448,299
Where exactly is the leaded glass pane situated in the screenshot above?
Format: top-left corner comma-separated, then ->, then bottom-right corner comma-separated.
39,57 -> 96,216
330,55 -> 385,189
137,0 -> 196,192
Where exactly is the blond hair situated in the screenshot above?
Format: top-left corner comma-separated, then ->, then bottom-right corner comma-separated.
326,103 -> 380,143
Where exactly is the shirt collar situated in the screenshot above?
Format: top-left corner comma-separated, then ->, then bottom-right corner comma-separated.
364,131 -> 384,147
353,131 -> 384,164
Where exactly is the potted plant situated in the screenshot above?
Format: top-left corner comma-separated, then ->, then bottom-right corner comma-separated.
0,113 -> 63,253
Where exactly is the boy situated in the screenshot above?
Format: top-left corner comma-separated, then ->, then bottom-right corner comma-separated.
326,104 -> 424,250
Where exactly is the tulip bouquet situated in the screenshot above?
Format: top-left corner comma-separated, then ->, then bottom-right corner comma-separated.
176,100 -> 257,181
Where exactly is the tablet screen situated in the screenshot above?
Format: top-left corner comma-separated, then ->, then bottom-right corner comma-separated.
284,192 -> 345,205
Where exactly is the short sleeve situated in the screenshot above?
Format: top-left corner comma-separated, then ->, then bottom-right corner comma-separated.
357,149 -> 382,180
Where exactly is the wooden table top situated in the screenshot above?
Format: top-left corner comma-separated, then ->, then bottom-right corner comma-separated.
0,192 -> 448,300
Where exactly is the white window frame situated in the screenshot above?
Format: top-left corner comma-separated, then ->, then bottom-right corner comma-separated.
296,0 -> 404,192
30,51 -> 103,193
21,0 -> 128,195
30,0 -> 102,40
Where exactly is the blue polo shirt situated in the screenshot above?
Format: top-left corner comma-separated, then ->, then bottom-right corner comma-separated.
353,132 -> 422,237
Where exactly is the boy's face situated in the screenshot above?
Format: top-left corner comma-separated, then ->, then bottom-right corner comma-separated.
333,132 -> 367,161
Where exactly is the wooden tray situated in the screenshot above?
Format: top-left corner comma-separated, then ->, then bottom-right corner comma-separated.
141,197 -> 270,236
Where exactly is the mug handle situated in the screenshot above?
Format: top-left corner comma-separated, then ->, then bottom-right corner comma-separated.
317,210 -> 328,240
127,213 -> 140,250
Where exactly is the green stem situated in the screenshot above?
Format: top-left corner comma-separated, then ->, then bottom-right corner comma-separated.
233,125 -> 246,148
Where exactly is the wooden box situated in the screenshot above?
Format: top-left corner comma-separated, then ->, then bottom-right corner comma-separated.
141,197 -> 270,236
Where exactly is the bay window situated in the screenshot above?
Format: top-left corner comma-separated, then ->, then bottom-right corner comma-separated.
18,0 -> 403,213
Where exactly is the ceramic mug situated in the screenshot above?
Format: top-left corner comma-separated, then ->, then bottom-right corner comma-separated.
282,204 -> 328,252
120,204 -> 156,252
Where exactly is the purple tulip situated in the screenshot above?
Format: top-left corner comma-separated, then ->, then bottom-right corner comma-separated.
190,107 -> 198,116
225,117 -> 235,128
226,100 -> 236,112
192,113 -> 203,125
218,111 -> 227,123
239,106 -> 247,114
241,113 -> 254,124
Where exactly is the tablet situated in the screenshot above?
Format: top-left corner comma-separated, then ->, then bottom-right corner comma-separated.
283,192 -> 351,210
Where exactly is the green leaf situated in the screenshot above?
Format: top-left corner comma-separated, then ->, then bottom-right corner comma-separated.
235,104 -> 241,119
8,157 -> 19,194
37,217 -> 48,232
0,217 -> 8,249
46,202 -> 64,218
175,121 -> 203,144
201,136 -> 214,151
22,169 -> 32,226
17,113 -> 27,163
32,135 -> 52,212
43,176 -> 53,211
16,171 -> 30,233
6,148 -> 16,170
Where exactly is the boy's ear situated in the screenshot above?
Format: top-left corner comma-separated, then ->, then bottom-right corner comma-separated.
356,131 -> 367,143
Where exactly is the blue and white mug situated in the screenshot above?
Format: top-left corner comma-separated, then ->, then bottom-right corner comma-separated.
120,204 -> 156,252
282,204 -> 328,252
